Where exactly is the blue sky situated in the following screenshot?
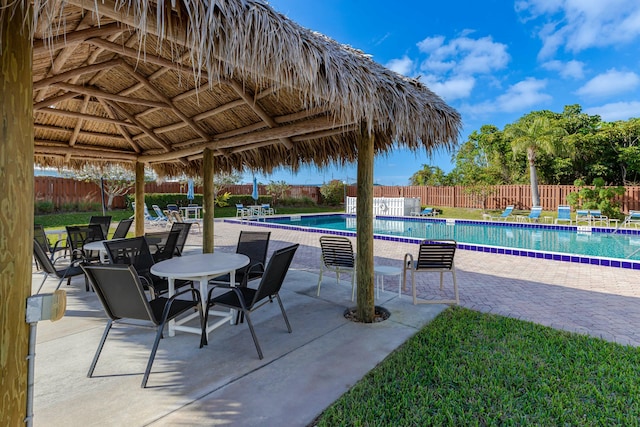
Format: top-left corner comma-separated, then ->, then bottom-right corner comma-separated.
244,1 -> 640,186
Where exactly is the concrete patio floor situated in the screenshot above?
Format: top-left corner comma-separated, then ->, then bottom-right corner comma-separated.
31,220 -> 640,426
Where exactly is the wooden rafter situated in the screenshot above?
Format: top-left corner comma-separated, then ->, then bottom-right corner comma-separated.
229,79 -> 293,149
102,99 -> 173,153
32,22 -> 123,56
50,82 -> 169,109
95,98 -> 143,154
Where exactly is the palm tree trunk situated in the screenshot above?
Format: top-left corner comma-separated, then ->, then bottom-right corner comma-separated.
528,148 -> 540,207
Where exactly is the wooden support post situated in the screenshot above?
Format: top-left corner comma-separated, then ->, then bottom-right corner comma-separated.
1,5 -> 33,425
356,125 -> 375,323
202,148 -> 215,253
135,162 -> 145,236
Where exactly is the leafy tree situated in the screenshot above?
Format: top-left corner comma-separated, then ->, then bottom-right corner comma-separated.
320,179 -> 346,206
265,180 -> 291,205
64,164 -> 155,209
193,172 -> 241,199
504,114 -> 568,206
409,165 -> 450,186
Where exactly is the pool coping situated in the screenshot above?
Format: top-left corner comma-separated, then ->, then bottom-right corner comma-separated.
224,213 -> 640,270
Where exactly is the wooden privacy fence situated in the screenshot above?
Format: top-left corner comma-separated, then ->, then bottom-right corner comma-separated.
35,177 -> 640,212
348,185 -> 640,212
34,177 -> 322,209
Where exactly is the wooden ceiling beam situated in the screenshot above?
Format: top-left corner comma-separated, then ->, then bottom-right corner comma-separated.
65,95 -> 91,161
120,62 -> 212,144
33,92 -> 79,110
34,124 -> 128,142
96,98 -> 143,154
33,23 -> 123,56
103,100 -> 172,153
142,116 -> 353,162
34,141 -> 138,161
50,82 -> 169,109
87,38 -> 205,79
229,79 -> 293,149
36,108 -> 137,128
33,59 -> 124,91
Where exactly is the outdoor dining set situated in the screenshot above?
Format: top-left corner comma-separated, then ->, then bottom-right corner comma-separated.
33,218 -> 299,388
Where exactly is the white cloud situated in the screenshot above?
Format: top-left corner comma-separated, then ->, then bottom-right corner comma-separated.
495,78 -> 552,112
576,69 -> 640,98
542,60 -> 585,79
420,75 -> 476,101
418,35 -> 509,76
463,78 -> 551,116
585,101 -> 640,121
517,1 -> 640,58
386,56 -> 414,76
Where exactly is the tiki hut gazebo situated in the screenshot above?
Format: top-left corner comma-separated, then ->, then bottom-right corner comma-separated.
1,1 -> 460,422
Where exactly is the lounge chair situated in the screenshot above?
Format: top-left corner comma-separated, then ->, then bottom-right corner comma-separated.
492,205 -> 514,221
589,209 -> 608,226
555,205 -> 572,225
524,206 -> 542,222
575,209 -> 590,225
418,208 -> 437,217
151,205 -> 169,223
623,210 -> 640,228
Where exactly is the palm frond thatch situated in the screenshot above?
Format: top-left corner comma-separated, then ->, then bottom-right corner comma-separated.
4,0 -> 461,176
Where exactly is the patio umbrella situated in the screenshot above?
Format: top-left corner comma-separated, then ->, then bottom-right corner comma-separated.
187,179 -> 195,202
252,177 -> 259,202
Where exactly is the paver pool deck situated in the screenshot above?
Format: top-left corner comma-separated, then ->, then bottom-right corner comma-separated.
31,219 -> 640,426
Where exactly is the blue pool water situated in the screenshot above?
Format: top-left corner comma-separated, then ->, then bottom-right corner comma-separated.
234,214 -> 640,268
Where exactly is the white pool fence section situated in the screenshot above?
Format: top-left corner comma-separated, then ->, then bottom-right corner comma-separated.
345,197 -> 421,217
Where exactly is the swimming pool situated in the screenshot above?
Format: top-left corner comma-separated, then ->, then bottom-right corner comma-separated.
227,214 -> 640,269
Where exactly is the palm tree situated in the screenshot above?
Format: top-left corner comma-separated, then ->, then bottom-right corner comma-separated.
504,116 -> 568,207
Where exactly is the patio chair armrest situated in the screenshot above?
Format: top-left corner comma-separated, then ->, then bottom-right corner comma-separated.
246,262 -> 265,275
206,284 -> 248,309
160,287 -> 202,322
403,253 -> 414,269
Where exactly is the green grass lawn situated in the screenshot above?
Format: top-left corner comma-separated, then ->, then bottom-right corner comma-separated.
315,307 -> 640,426
34,205 -> 344,229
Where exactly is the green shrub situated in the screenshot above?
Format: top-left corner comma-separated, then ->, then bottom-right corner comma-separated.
567,178 -> 625,219
320,180 -> 345,206
35,200 -> 55,214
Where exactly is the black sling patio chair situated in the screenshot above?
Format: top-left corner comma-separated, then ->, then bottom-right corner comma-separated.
204,244 -> 298,359
111,218 -> 133,239
82,264 -> 204,388
104,236 -> 190,298
34,224 -> 68,262
402,239 -> 459,305
89,215 -> 112,239
66,224 -> 105,264
169,222 -> 192,256
33,239 -> 86,294
209,230 -> 271,288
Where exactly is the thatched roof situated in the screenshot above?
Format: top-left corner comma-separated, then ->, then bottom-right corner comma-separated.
11,0 -> 461,177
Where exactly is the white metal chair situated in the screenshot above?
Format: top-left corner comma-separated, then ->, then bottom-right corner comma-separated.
317,235 -> 356,301
403,239 -> 458,305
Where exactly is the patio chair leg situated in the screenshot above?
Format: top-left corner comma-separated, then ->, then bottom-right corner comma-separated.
316,267 -> 324,296
142,325 -> 164,388
276,295 -> 292,333
244,312 -> 264,360
88,320 -> 113,378
36,274 -> 49,294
